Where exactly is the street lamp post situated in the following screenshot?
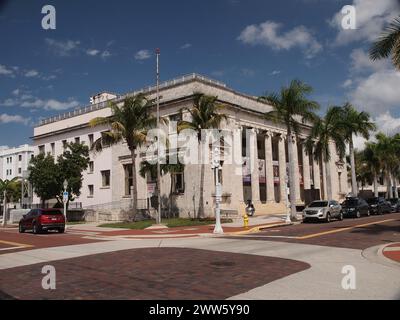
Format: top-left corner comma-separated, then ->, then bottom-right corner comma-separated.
285,174 -> 292,223
155,48 -> 161,225
212,147 -> 223,234
2,190 -> 6,227
63,179 -> 68,230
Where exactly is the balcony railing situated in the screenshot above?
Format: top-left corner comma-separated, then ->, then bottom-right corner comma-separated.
38,74 -> 227,127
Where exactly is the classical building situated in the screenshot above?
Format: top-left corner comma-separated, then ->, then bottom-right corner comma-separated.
0,144 -> 34,181
32,74 -> 348,220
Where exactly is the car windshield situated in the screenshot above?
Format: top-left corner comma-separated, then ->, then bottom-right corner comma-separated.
40,210 -> 62,215
308,201 -> 328,208
343,199 -> 358,206
367,198 -> 379,204
389,199 -> 398,204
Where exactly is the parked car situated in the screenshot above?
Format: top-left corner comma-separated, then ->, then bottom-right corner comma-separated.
387,198 -> 400,213
19,209 -> 65,234
303,200 -> 343,223
366,197 -> 392,215
341,197 -> 370,218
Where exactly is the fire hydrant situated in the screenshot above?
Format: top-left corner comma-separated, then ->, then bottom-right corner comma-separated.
243,213 -> 249,229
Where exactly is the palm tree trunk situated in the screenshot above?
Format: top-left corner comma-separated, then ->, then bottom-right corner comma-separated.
287,132 -> 297,219
349,139 -> 358,196
387,172 -> 393,198
130,149 -> 138,221
394,177 -> 399,198
324,159 -> 333,200
374,175 -> 379,197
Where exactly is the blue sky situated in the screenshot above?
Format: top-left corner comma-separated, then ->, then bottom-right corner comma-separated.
1,0 -> 400,149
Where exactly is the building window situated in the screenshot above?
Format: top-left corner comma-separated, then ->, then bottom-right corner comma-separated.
18,168 -> 22,174
101,131 -> 111,148
124,164 -> 133,196
89,161 -> 94,173
88,134 -> 94,147
9,169 -> 12,176
75,137 -> 80,144
172,172 -> 185,194
51,143 -> 55,156
38,145 -> 45,154
88,185 -> 94,197
18,155 -> 22,162
62,140 -> 67,150
101,170 -> 111,187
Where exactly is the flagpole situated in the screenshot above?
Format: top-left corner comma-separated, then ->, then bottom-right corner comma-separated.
156,48 -> 161,225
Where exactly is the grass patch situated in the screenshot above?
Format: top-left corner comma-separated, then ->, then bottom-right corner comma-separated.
66,221 -> 87,225
98,218 -> 233,230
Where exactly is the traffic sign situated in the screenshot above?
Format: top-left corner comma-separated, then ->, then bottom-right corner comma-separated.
63,191 -> 69,203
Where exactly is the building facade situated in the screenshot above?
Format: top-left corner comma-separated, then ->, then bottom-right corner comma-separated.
0,144 -> 34,181
32,74 -> 348,219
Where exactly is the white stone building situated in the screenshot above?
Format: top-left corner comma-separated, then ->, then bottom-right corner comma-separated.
32,74 -> 348,219
0,144 -> 34,181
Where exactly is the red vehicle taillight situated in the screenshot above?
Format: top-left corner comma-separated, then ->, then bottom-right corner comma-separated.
40,215 -> 65,223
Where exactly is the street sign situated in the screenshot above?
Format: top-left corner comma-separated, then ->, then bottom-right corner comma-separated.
63,191 -> 69,203
147,183 -> 156,196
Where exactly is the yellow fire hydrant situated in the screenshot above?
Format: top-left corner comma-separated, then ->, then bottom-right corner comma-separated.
243,213 -> 249,229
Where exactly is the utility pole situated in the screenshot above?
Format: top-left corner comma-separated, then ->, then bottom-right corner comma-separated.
156,48 -> 161,225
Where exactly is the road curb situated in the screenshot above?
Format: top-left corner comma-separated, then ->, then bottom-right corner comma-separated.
362,244 -> 400,270
226,222 -> 293,236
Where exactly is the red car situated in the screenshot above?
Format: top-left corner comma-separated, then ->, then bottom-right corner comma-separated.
19,209 -> 65,234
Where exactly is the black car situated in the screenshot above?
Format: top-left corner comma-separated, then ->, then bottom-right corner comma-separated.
366,197 -> 392,215
341,198 -> 370,218
387,198 -> 400,213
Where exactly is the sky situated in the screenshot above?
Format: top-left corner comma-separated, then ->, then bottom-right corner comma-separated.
0,0 -> 400,150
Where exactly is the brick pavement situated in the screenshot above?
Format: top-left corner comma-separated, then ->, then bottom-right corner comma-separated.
0,248 -> 310,300
382,242 -> 400,264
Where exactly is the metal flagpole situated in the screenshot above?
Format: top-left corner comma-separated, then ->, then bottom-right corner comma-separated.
156,48 -> 161,225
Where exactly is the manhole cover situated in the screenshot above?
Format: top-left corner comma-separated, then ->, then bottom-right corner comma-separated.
210,261 -> 236,267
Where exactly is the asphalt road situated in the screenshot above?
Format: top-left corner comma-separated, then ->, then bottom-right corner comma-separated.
229,212 -> 400,249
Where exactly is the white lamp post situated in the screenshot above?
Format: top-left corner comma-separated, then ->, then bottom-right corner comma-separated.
212,147 -> 223,234
63,179 -> 68,230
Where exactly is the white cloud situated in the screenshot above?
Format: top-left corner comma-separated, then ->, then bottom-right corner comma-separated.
0,64 -> 14,76
24,69 -> 39,78
20,98 -> 80,111
349,48 -> 389,73
330,0 -> 400,45
238,20 -> 322,58
270,70 -> 281,76
134,49 -> 151,61
180,43 -> 192,49
45,38 -> 81,56
0,114 -> 30,125
86,49 -> 100,56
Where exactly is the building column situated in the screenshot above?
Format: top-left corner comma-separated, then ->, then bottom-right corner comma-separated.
264,131 -> 275,203
250,128 -> 260,203
312,156 -> 321,191
278,134 -> 287,203
291,137 -> 301,202
302,142 -> 311,190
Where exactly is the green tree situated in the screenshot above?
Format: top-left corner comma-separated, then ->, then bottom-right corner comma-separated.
0,178 -> 20,226
178,93 -> 227,218
89,94 -> 156,220
28,153 -> 61,207
259,80 -> 319,219
362,142 -> 381,197
370,15 -> 400,70
336,103 -> 376,196
57,142 -> 90,204
305,107 -> 346,200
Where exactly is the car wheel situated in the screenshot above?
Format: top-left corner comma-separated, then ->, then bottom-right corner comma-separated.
367,209 -> 370,217
338,212 -> 344,221
58,227 -> 65,233
356,210 -> 361,218
32,223 -> 41,234
18,223 -> 25,233
326,213 -> 331,223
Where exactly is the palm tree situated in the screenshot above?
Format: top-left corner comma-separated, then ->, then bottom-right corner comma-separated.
305,107 -> 346,200
370,15 -> 400,70
374,133 -> 400,198
0,177 -> 19,227
362,142 -> 381,197
89,94 -> 156,220
177,93 -> 227,218
336,103 -> 376,197
259,80 -> 319,219
139,157 -> 184,218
